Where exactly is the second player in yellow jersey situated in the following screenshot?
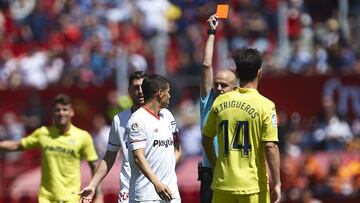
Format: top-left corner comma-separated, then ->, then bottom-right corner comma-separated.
21,125 -> 98,202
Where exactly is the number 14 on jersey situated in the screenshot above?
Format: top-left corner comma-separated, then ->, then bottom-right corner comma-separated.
219,120 -> 251,157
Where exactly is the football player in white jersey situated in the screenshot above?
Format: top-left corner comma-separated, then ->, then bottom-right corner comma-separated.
80,71 -> 147,203
127,74 -> 181,203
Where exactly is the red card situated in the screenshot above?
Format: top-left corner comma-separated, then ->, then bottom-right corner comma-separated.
216,4 -> 229,19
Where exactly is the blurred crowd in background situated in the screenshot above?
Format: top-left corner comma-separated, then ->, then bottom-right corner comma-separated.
1,0 -> 360,202
1,0 -> 360,90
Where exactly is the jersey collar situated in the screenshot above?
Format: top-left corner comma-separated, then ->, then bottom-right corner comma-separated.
59,124 -> 73,136
63,124 -> 74,136
142,107 -> 160,120
236,87 -> 259,94
51,124 -> 73,136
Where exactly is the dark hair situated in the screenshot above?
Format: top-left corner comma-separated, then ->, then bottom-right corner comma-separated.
233,48 -> 262,83
141,74 -> 169,102
128,71 -> 146,87
53,94 -> 72,106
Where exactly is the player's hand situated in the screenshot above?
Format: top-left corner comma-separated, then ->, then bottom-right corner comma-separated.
119,191 -> 129,202
79,185 -> 96,203
153,181 -> 173,201
271,184 -> 281,203
207,14 -> 219,30
93,194 -> 104,203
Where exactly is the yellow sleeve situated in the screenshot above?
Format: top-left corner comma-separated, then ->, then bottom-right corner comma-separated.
261,104 -> 279,142
202,104 -> 217,138
20,127 -> 43,150
80,132 -> 99,161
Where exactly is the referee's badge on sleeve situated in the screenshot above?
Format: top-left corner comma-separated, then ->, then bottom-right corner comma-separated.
271,112 -> 277,127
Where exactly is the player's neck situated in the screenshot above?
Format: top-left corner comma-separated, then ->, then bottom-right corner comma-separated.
240,79 -> 258,89
143,102 -> 161,117
56,123 -> 71,134
131,104 -> 142,113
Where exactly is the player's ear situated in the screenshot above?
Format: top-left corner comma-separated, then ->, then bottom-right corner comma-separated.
257,68 -> 262,79
155,89 -> 163,100
69,106 -> 75,117
158,89 -> 164,97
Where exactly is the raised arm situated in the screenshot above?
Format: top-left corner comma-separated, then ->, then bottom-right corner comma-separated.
264,142 -> 281,203
0,141 -> 23,151
201,14 -> 219,97
80,150 -> 117,202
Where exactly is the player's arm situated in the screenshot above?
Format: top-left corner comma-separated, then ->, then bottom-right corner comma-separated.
201,14 -> 218,97
78,131 -> 102,203
80,161 -> 104,203
129,118 -> 173,201
173,130 -> 182,164
167,110 -> 182,164
201,102 -> 218,170
88,160 -> 104,200
262,105 -> 281,203
174,140 -> 182,164
201,135 -> 216,170
80,116 -> 120,196
88,161 -> 106,197
264,142 -> 281,203
133,148 -> 173,201
80,150 -> 117,202
0,141 -> 23,151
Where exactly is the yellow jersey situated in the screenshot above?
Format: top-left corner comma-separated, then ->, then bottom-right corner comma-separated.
20,125 -> 98,201
202,87 -> 278,194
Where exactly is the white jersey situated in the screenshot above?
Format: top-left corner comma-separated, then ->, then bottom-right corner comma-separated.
127,107 -> 180,202
107,108 -> 132,192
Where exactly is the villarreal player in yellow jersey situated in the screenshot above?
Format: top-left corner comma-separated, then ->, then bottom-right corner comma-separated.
0,94 -> 99,203
202,48 -> 281,203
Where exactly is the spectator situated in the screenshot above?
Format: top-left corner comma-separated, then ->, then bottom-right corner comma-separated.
18,49 -> 48,89
92,114 -> 111,158
313,97 -> 353,150
135,0 -> 174,76
300,189 -> 323,203
287,40 -> 313,73
2,111 -> 25,161
178,101 -> 202,157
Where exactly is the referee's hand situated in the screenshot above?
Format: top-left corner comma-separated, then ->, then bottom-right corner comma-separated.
153,181 -> 173,201
207,14 -> 219,30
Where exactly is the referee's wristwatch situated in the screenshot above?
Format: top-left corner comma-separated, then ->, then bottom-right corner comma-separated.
207,29 -> 216,35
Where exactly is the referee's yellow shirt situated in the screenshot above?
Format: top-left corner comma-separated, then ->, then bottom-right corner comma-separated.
21,125 -> 98,201
202,87 -> 278,194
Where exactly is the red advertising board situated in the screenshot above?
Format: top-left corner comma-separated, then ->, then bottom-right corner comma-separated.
0,74 -> 359,129
260,74 -> 360,120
